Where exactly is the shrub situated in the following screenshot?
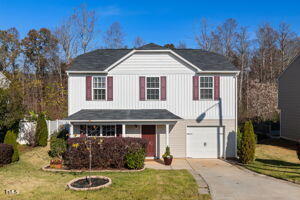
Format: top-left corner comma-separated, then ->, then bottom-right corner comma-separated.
36,113 -> 48,146
297,142 -> 300,160
0,144 -> 14,166
48,136 -> 67,158
162,146 -> 173,159
237,128 -> 243,158
4,130 -> 19,162
239,121 -> 256,164
125,148 -> 146,169
64,137 -> 148,169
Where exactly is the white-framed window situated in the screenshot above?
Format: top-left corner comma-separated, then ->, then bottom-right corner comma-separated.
81,125 -> 116,137
102,125 -> 116,137
199,76 -> 214,100
146,77 -> 160,100
93,76 -> 106,100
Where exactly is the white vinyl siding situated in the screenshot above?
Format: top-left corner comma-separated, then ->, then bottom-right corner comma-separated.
68,52 -> 236,120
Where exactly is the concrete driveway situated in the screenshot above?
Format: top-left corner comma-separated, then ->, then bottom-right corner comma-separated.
187,159 -> 300,200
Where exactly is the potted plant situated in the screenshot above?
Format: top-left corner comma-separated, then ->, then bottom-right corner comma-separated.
50,158 -> 63,169
162,146 -> 173,165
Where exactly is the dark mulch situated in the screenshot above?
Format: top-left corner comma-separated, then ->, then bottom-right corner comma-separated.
70,177 -> 109,188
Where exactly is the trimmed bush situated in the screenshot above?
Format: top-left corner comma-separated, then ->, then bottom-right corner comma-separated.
125,148 -> 146,169
0,144 -> 14,166
237,128 -> 243,158
48,135 -> 67,158
36,113 -> 48,146
4,130 -> 19,162
64,137 -> 148,169
297,142 -> 300,160
239,121 -> 256,164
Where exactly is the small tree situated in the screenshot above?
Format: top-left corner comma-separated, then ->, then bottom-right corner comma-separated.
4,130 -> 19,162
237,128 -> 243,158
297,142 -> 300,160
239,121 -> 256,164
36,113 -> 48,146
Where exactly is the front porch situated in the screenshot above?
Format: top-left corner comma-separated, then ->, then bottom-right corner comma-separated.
69,122 -> 173,158
65,109 -> 182,158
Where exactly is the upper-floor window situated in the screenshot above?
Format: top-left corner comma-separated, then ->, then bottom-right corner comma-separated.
200,76 -> 214,100
93,77 -> 106,100
146,77 -> 160,100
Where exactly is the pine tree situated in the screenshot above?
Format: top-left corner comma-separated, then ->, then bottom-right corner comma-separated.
239,121 -> 256,164
4,130 -> 19,162
36,113 -> 48,146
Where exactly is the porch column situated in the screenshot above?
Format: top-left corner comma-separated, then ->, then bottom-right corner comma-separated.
69,123 -> 74,137
166,124 -> 170,146
122,124 -> 126,137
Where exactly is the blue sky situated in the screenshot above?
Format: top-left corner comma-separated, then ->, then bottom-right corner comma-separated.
1,0 -> 300,48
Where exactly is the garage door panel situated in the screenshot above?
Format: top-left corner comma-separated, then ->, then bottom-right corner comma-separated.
187,127 -> 220,158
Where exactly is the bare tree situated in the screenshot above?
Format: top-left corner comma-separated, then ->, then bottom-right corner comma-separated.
216,18 -> 238,58
133,36 -> 145,48
55,14 -> 78,64
195,18 -> 212,51
252,23 -> 279,82
177,41 -> 187,49
236,27 -> 251,105
74,4 -> 97,53
277,22 -> 298,73
103,22 -> 125,49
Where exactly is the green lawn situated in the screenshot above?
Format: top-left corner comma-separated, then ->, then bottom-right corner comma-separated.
245,139 -> 300,184
0,145 -> 209,200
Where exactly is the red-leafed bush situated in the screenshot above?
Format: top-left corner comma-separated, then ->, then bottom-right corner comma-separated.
0,144 -> 14,166
63,137 -> 148,169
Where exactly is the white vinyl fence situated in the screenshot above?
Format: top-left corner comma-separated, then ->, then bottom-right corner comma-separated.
18,120 -> 69,144
46,120 -> 70,135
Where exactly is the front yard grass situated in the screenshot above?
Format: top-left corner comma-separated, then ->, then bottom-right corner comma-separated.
0,145 -> 209,200
245,139 -> 300,184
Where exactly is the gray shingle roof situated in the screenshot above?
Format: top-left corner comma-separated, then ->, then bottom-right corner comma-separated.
65,109 -> 182,121
68,43 -> 238,72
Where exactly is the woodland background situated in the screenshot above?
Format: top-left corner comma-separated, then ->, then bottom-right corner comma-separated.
1,5 -> 299,124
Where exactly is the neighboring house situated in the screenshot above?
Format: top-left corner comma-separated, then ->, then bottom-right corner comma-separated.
278,55 -> 300,141
65,43 -> 239,158
0,72 -> 9,88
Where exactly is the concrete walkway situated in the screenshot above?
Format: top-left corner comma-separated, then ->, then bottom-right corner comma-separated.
145,159 -> 300,200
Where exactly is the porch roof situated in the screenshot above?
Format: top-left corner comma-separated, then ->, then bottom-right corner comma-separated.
65,109 -> 182,122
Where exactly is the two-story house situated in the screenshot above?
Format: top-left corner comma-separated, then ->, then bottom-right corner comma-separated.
65,43 -> 239,159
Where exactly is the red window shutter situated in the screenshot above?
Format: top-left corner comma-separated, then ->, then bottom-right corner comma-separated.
107,76 -> 113,101
193,76 -> 199,100
160,76 -> 166,100
139,76 -> 145,101
214,76 -> 220,100
86,76 -> 92,101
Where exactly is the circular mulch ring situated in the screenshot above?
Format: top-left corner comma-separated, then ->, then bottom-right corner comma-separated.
67,176 -> 112,191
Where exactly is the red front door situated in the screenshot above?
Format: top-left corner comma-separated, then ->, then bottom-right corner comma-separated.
142,125 -> 156,157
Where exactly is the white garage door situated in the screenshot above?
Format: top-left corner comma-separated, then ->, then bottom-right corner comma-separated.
187,127 -> 220,158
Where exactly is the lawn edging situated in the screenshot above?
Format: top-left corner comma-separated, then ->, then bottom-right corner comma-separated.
225,159 -> 300,187
42,165 -> 145,173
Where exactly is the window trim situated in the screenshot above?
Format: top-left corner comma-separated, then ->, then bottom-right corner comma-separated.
92,76 -> 106,101
199,76 -> 214,100
146,76 -> 160,101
